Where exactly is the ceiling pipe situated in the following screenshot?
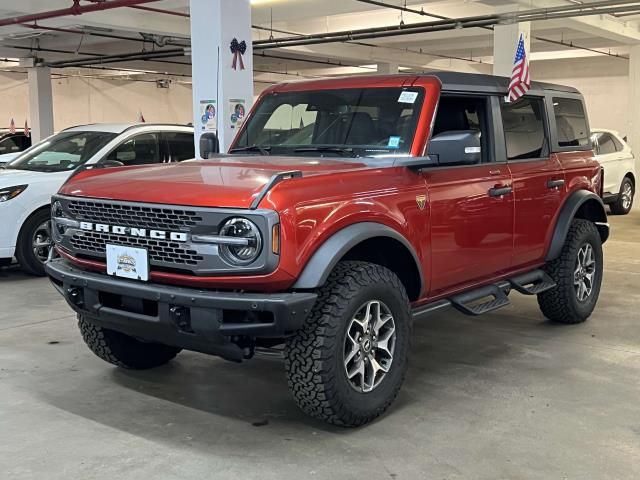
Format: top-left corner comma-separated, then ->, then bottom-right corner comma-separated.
0,0 -> 161,28
46,47 -> 186,68
254,0 -> 640,49
354,0 -> 449,20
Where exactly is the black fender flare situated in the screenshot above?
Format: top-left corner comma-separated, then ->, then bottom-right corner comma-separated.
292,222 -> 423,291
546,190 -> 609,261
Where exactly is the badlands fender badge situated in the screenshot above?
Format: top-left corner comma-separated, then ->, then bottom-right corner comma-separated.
416,195 -> 427,211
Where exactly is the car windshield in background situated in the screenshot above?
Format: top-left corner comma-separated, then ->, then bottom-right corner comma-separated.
232,88 -> 424,158
6,131 -> 117,172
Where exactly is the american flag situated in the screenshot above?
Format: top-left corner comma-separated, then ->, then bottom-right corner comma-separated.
9,118 -> 15,134
507,33 -> 530,103
24,120 -> 30,137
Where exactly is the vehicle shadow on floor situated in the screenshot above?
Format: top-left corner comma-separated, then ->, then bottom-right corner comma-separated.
36,302 -> 567,451
0,264 -> 36,282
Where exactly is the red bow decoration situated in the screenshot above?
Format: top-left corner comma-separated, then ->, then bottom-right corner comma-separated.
230,38 -> 247,70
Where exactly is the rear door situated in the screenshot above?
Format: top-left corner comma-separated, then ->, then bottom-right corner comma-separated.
425,94 -> 514,295
162,131 -> 196,162
499,96 -> 565,267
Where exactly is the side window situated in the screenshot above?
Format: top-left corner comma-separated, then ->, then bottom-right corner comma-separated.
106,133 -> 159,165
595,133 -> 616,155
0,136 -> 21,154
611,134 -> 625,152
553,97 -> 589,148
500,97 -> 547,160
431,95 -> 489,164
163,132 -> 195,162
20,135 -> 32,150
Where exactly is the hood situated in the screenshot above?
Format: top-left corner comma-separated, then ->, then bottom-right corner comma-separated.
59,156 -> 370,208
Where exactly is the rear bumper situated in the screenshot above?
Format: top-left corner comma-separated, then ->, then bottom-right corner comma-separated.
46,258 -> 317,361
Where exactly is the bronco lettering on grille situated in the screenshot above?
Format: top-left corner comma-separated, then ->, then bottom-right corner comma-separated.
79,222 -> 188,242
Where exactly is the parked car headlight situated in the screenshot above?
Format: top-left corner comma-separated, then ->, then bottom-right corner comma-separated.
219,217 -> 262,265
0,185 -> 27,203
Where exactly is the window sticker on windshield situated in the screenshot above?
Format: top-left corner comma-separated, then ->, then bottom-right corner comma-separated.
388,136 -> 401,148
398,91 -> 419,104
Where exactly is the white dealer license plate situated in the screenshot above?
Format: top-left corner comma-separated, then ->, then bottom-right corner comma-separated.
106,244 -> 149,281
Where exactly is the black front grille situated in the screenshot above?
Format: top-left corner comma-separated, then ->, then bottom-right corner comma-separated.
68,200 -> 203,231
71,231 -> 204,266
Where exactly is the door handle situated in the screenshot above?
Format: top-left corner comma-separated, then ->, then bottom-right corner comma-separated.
547,179 -> 565,189
489,169 -> 502,176
488,185 -> 513,197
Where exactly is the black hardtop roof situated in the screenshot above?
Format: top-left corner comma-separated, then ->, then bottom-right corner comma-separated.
426,71 -> 580,95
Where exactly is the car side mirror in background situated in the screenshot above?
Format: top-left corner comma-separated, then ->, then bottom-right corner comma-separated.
200,132 -> 220,159
428,130 -> 481,166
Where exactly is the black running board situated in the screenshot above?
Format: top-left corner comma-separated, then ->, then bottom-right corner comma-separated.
508,270 -> 556,295
450,282 -> 511,316
411,269 -> 552,320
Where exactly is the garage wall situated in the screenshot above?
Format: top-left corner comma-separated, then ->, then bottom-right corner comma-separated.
533,56 -> 630,137
0,55 -> 632,138
0,72 -> 194,130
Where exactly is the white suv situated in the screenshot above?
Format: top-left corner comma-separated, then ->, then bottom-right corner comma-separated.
0,123 -> 194,275
591,129 -> 636,215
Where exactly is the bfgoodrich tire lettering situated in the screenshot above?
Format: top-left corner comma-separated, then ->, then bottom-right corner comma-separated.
538,219 -> 603,324
285,261 -> 411,427
78,315 -> 181,369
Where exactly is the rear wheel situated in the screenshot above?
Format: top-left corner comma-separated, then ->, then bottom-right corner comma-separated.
78,315 -> 181,369
538,219 -> 603,324
15,209 -> 53,276
285,261 -> 411,427
610,177 -> 634,215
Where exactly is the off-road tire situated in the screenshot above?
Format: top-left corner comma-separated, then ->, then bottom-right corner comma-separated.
79,315 -> 181,369
610,176 -> 634,215
538,219 -> 603,324
15,209 -> 50,276
285,261 -> 411,427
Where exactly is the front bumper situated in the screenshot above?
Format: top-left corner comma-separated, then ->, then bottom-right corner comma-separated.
46,258 -> 317,361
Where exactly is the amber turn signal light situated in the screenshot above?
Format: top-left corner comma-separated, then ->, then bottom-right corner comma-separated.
272,224 -> 280,255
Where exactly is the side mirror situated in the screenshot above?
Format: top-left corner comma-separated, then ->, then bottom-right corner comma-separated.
428,130 -> 481,166
200,132 -> 220,159
101,159 -> 125,168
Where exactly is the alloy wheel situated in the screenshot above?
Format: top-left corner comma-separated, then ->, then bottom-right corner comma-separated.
621,182 -> 633,210
343,300 -> 397,393
32,220 -> 53,264
574,243 -> 596,302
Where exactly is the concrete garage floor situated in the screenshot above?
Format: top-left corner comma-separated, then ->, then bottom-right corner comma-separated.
1,210 -> 639,480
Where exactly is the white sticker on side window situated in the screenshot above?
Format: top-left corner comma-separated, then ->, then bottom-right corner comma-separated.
398,91 -> 419,104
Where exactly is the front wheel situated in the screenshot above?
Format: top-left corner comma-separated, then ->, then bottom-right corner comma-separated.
15,209 -> 53,276
285,261 -> 411,427
538,219 -> 603,324
79,315 -> 181,369
610,177 -> 634,215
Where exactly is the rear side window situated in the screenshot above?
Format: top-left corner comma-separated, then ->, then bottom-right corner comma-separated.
553,97 -> 589,148
164,132 -> 195,161
592,132 -> 617,155
501,97 -> 547,160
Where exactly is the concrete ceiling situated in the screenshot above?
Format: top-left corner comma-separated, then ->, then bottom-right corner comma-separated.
0,0 -> 638,85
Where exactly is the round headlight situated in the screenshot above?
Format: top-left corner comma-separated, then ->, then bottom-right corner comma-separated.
52,201 -> 64,218
219,218 -> 262,265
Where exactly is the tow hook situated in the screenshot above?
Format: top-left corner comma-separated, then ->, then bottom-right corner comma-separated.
67,287 -> 84,307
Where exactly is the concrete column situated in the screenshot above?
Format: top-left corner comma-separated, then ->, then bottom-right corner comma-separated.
493,16 -> 530,77
27,67 -> 54,143
189,0 -> 253,156
628,45 -> 640,155
377,62 -> 399,74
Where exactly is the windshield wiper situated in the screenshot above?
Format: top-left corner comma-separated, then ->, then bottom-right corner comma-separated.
228,145 -> 271,156
293,146 -> 358,158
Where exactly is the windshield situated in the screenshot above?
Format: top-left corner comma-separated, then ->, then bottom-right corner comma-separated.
233,87 -> 424,158
6,131 -> 117,172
